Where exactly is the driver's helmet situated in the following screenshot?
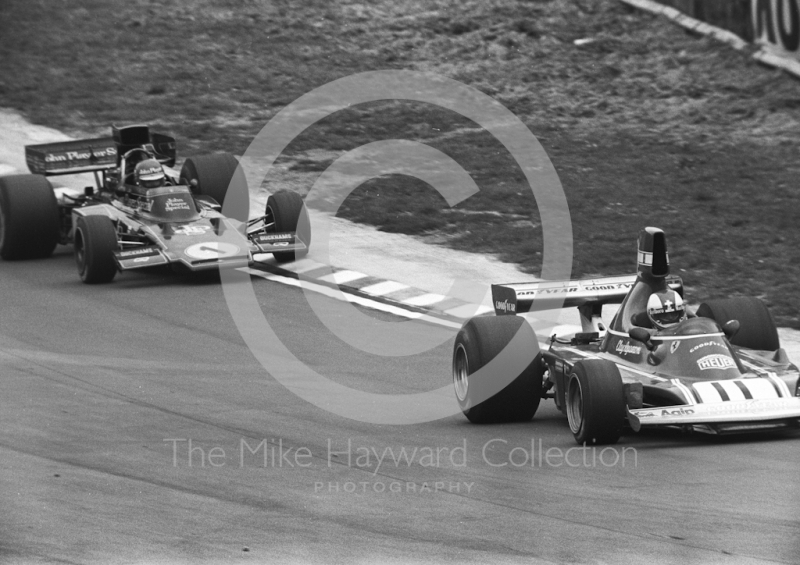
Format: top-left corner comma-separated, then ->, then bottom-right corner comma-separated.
646,290 -> 686,329
134,159 -> 165,189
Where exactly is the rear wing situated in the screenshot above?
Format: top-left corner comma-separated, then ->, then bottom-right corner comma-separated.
492,274 -> 684,315
25,125 -> 177,176
26,137 -> 117,176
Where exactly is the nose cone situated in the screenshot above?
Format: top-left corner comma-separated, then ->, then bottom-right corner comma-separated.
637,227 -> 669,278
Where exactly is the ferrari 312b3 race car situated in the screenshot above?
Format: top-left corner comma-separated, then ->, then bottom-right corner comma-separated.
452,227 -> 800,444
0,124 -> 310,283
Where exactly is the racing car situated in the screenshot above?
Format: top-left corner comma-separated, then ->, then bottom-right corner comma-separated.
0,124 -> 310,283
452,227 -> 800,444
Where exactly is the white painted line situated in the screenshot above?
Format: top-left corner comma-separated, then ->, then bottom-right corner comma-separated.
619,0 -> 800,79
403,293 -> 447,307
753,50 -> 800,79
317,270 -> 368,284
359,280 -> 409,296
238,268 -> 463,329
252,256 -> 327,274
444,304 -> 494,319
619,0 -> 748,50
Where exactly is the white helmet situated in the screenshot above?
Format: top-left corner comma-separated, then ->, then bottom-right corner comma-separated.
646,290 -> 686,329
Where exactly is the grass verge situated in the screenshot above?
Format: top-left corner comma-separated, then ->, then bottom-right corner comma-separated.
1,0 -> 798,326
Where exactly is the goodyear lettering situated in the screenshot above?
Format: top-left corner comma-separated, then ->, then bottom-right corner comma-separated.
689,341 -> 725,354
697,354 -> 736,371
517,282 -> 633,297
585,284 -> 631,291
495,299 -> 516,313
701,399 -> 793,414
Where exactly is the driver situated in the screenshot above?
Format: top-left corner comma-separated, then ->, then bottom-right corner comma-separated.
646,290 -> 687,330
134,159 -> 166,189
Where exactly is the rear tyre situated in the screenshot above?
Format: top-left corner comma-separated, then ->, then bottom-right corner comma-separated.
180,153 -> 247,221
266,190 -> 310,262
0,174 -> 59,260
452,315 -> 543,423
566,360 -> 625,445
696,297 -> 779,351
75,215 -> 118,284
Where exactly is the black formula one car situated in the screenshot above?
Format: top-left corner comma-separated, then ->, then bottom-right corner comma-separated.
453,227 -> 800,444
0,124 -> 309,283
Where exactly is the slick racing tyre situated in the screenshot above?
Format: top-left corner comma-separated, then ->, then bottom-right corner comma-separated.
566,360 -> 625,445
75,215 -> 118,284
265,190 -> 310,263
697,297 -> 779,351
0,174 -> 59,260
452,315 -> 543,423
180,153 -> 247,221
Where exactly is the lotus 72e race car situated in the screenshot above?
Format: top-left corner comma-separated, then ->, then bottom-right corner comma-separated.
453,227 -> 800,444
0,124 -> 309,282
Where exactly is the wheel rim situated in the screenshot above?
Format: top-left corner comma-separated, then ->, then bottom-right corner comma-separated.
0,200 -> 5,252
453,344 -> 469,402
566,375 -> 584,434
75,228 -> 87,275
264,204 -> 277,233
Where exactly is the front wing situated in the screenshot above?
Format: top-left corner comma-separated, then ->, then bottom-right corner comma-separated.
627,397 -> 800,432
113,232 -> 307,272
250,232 -> 308,256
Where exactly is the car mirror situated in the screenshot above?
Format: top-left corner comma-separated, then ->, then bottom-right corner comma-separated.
722,319 -> 740,339
628,327 -> 653,349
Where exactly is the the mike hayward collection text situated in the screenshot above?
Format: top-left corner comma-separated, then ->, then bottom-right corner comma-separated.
164,438 -> 638,470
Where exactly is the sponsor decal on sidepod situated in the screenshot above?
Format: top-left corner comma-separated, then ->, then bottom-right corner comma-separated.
689,341 -> 726,354
697,354 -> 736,371
257,234 -> 293,242
165,198 -> 191,212
637,407 -> 695,418
119,247 -> 158,257
616,341 -> 642,356
174,226 -> 209,236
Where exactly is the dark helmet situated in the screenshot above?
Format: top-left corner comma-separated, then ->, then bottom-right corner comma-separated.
646,290 -> 686,329
134,159 -> 165,189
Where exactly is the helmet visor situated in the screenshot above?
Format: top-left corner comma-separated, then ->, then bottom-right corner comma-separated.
140,177 -> 164,189
652,308 -> 684,327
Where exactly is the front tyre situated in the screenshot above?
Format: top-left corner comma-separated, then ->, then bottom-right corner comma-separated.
75,215 -> 118,284
452,315 -> 543,423
180,153 -> 247,221
265,190 -> 310,263
566,360 -> 625,445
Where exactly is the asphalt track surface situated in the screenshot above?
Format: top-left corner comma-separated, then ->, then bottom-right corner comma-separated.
2,248 -> 800,565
